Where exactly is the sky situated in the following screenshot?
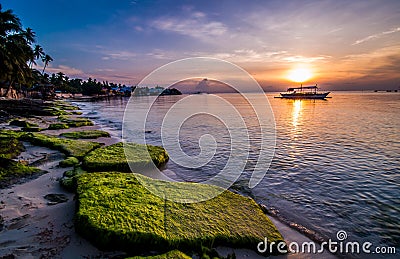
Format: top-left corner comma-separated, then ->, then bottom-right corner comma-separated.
3,0 -> 400,91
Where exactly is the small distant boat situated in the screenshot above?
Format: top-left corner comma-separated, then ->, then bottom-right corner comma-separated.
276,84 -> 330,99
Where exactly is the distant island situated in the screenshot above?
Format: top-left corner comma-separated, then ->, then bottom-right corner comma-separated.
132,86 -> 182,96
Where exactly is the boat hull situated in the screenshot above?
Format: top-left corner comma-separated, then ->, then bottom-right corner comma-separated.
279,92 -> 330,99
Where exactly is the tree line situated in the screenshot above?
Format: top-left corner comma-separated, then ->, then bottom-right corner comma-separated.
0,5 -> 128,98
47,72 -> 132,96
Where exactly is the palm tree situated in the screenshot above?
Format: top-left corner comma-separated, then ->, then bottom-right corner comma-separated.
24,27 -> 35,43
29,44 -> 44,68
0,5 -> 21,37
0,5 -> 43,98
55,71 -> 65,86
0,5 -> 28,97
41,54 -> 53,75
0,5 -> 21,79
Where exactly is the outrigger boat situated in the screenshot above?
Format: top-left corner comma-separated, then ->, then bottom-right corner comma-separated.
276,84 -> 330,99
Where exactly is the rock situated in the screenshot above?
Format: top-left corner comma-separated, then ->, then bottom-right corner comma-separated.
0,136 -> 25,159
0,158 -> 42,189
21,127 -> 42,132
9,119 -> 38,128
44,194 -> 68,205
22,133 -> 102,159
59,130 -> 110,139
0,99 -> 55,116
59,157 -> 79,168
75,172 -> 286,255
47,123 -> 69,130
82,142 -> 169,172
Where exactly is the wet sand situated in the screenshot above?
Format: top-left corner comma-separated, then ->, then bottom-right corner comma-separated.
0,144 -> 76,258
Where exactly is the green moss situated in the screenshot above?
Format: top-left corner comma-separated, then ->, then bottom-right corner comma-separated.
0,136 -> 25,159
60,130 -> 110,139
64,166 -> 86,178
75,172 -> 285,255
60,177 -> 75,192
22,133 -> 102,159
8,120 -> 43,132
138,246 -> 231,259
198,246 -> 231,259
54,103 -> 79,110
0,158 -> 41,186
47,123 -> 70,130
82,142 -> 168,172
48,101 -> 78,115
58,115 -> 94,127
43,107 -> 69,116
59,156 -> 80,167
9,119 -> 38,128
127,250 -> 192,259
60,167 -> 86,192
0,129 -> 26,139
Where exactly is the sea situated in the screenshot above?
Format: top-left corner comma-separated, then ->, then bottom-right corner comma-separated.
72,91 -> 399,256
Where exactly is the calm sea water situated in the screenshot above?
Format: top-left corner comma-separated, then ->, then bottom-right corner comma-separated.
73,92 -> 399,254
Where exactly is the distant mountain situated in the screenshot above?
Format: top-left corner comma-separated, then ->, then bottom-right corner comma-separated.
194,78 -> 210,93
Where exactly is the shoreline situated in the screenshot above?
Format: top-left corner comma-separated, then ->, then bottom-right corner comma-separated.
0,98 -> 336,258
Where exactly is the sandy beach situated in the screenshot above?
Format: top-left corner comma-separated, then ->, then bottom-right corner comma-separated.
0,127 -> 122,258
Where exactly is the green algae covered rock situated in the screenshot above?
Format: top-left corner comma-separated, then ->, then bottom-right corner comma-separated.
60,130 -> 110,139
9,119 -> 38,128
75,172 -> 285,255
82,142 -> 168,172
22,133 -> 102,159
59,156 -> 80,167
0,135 -> 25,159
60,167 -> 86,192
0,129 -> 26,139
58,115 -> 94,127
0,158 -> 42,187
21,127 -> 43,132
126,250 -> 192,259
47,123 -> 70,130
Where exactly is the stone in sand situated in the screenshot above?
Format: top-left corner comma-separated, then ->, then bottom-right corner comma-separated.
44,194 -> 68,205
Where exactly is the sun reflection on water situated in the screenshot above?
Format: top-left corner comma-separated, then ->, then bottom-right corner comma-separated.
292,100 -> 302,129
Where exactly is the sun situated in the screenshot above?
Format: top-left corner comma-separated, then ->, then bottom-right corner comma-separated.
287,68 -> 313,83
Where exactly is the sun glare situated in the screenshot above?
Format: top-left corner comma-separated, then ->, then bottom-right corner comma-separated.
287,68 -> 313,83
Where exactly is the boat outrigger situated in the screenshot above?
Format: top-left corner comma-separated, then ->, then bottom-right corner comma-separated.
276,84 -> 330,99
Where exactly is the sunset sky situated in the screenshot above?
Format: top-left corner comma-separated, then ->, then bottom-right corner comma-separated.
3,0 -> 400,91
